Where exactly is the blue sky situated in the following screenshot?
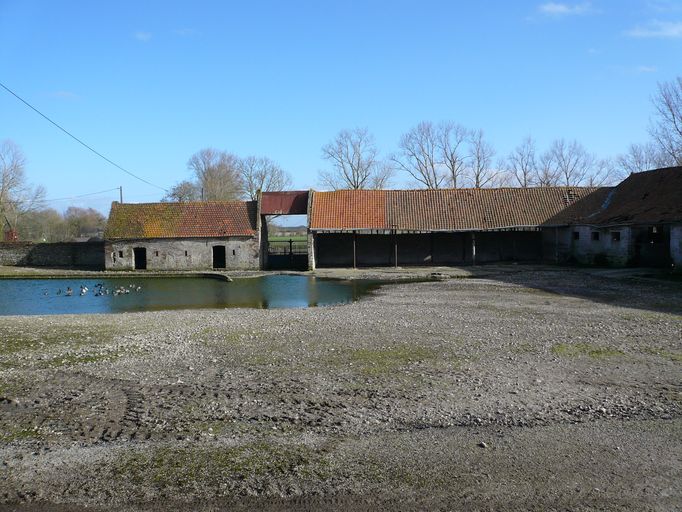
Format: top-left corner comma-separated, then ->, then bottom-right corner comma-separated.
1,0 -> 681,214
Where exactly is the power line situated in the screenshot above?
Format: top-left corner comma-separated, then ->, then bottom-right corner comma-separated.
39,187 -> 121,204
0,81 -> 168,192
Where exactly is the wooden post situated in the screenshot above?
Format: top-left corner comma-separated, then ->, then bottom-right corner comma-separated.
352,231 -> 357,269
472,232 -> 477,266
394,230 -> 398,268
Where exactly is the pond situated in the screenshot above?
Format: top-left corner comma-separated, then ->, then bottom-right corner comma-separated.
0,275 -> 382,316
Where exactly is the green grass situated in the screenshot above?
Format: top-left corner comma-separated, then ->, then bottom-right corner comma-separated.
0,425 -> 41,442
0,325 -> 119,356
551,342 -> 623,359
346,345 -> 438,375
641,347 -> 682,362
113,442 -> 327,488
268,235 -> 307,242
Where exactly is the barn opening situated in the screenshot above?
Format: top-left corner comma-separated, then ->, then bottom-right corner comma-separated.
212,245 -> 226,269
133,247 -> 147,270
260,191 -> 309,270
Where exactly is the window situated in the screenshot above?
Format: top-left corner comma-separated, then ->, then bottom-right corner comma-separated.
611,231 -> 621,242
154,251 -> 159,257
118,250 -> 123,258
232,249 -> 236,256
591,232 -> 600,242
184,250 -> 188,257
572,231 -> 580,241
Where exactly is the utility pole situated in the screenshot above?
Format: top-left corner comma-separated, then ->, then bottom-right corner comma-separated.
119,186 -> 123,203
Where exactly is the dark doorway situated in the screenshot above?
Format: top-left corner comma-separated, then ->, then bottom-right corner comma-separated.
212,245 -> 226,269
133,247 -> 147,270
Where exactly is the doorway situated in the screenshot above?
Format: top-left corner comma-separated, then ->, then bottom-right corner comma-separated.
212,245 -> 226,269
133,247 -> 147,270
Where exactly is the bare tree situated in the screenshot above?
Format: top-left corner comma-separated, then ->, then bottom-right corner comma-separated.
239,156 -> 292,200
586,158 -> 621,187
0,140 -> 45,232
545,139 -> 596,186
466,129 -> 497,188
319,128 -> 390,190
187,148 -> 243,201
392,122 -> 446,189
535,149 -> 560,186
506,137 -> 537,187
616,142 -> 674,175
437,122 -> 469,188
162,180 -> 200,202
650,76 -> 682,165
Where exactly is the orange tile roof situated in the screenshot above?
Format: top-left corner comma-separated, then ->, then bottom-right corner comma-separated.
310,190 -> 388,230
309,187 -> 600,231
105,201 -> 258,239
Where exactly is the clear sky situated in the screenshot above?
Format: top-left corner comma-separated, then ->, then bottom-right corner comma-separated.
1,0 -> 680,215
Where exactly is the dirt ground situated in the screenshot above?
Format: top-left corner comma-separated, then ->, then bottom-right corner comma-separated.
0,266 -> 681,511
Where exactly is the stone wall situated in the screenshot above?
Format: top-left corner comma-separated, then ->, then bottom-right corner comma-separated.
0,242 -> 105,269
557,226 -> 633,266
105,237 -> 260,271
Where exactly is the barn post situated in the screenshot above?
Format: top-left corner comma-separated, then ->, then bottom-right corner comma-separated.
472,232 -> 477,266
352,231 -> 357,269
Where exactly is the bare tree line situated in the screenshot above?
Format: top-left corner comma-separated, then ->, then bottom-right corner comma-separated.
319,75 -> 682,190
163,148 -> 293,202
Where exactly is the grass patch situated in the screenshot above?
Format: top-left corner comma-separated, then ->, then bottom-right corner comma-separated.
551,342 -> 623,359
641,347 -> 682,362
346,345 -> 438,376
113,442 -> 326,489
0,425 -> 41,443
0,325 -> 119,356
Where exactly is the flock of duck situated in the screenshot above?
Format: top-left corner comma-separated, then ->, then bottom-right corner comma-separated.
46,283 -> 143,297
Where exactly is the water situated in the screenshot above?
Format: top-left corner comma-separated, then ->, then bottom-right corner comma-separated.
0,275 -> 381,316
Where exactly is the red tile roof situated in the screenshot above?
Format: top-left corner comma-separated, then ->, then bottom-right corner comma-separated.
105,201 -> 258,239
311,190 -> 388,230
309,187 -> 600,231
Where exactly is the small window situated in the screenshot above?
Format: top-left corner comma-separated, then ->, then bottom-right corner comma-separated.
184,250 -> 188,256
611,231 -> 621,242
118,250 -> 123,258
155,251 -> 159,257
572,231 -> 580,241
591,232 -> 600,242
232,249 -> 236,256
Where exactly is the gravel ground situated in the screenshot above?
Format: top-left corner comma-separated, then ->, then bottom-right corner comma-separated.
0,267 -> 681,511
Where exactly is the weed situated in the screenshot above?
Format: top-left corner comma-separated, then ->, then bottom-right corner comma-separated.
551,342 -> 623,358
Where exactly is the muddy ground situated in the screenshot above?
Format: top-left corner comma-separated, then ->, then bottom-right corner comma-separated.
0,267 -> 681,511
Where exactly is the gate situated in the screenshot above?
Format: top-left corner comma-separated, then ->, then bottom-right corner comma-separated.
267,238 -> 308,270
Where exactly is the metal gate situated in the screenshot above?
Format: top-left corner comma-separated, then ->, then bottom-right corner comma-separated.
267,239 -> 308,270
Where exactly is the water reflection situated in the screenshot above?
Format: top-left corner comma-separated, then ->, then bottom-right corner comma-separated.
0,275 -> 381,316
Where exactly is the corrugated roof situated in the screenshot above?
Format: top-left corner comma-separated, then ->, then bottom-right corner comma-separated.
261,191 -> 309,215
105,201 -> 258,239
310,187 -> 600,231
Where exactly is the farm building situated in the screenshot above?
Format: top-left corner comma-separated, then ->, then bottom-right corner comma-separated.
307,187 -> 600,269
100,166 -> 682,272
547,166 -> 682,268
104,201 -> 261,270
